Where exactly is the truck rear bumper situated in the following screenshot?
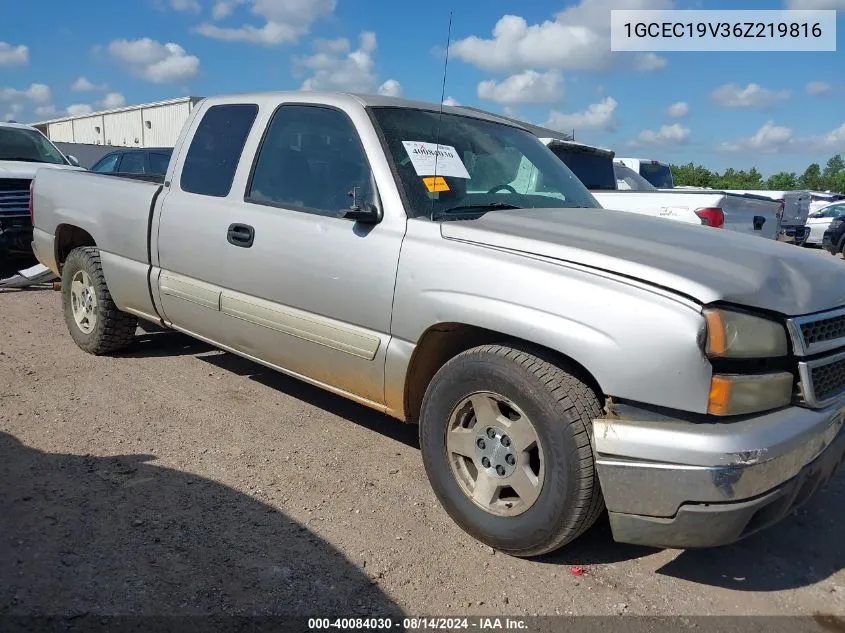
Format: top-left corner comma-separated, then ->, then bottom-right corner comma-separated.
594,398 -> 845,549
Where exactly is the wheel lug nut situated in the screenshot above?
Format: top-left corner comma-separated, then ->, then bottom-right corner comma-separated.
477,438 -> 486,449
501,435 -> 511,447
486,428 -> 496,439
481,457 -> 491,469
506,454 -> 515,466
495,465 -> 505,476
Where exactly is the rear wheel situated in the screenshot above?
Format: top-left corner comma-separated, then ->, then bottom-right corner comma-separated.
419,344 -> 604,557
61,246 -> 137,354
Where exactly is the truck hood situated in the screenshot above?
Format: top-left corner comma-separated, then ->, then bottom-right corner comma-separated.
0,161 -> 84,179
440,207 -> 845,316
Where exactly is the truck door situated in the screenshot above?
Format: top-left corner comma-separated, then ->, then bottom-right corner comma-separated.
182,103 -> 403,407
154,102 -> 261,349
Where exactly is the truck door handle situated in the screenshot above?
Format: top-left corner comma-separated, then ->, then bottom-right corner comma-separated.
753,216 -> 766,230
227,223 -> 255,248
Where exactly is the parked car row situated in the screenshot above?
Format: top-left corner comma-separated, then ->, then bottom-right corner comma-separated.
28,91 -> 845,557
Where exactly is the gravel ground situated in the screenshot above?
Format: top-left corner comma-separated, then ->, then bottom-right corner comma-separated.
1,288 -> 844,620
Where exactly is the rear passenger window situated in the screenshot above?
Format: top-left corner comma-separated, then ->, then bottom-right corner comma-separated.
180,104 -> 258,197
118,152 -> 145,174
245,105 -> 374,217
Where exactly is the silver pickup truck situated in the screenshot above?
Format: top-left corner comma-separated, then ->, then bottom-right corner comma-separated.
31,92 -> 845,557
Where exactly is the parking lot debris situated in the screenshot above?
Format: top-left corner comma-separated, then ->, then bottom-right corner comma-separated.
0,263 -> 58,289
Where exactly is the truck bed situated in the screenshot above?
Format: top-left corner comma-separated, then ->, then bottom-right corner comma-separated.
591,189 -> 780,239
31,168 -> 162,271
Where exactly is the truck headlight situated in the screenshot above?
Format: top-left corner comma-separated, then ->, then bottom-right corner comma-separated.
708,373 -> 794,416
703,308 -> 788,358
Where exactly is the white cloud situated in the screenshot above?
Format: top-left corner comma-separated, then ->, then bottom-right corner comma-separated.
99,92 -> 127,109
785,0 -> 845,9
0,83 -> 52,104
3,103 -> 24,121
633,52 -> 667,72
212,0 -> 240,19
719,120 -> 794,153
107,38 -> 200,83
805,122 -> 845,151
450,0 -> 673,73
635,123 -> 690,146
72,76 -> 108,92
298,31 -> 397,94
170,0 -> 200,11
34,105 -> 58,118
477,70 -> 564,105
544,96 -> 618,132
667,101 -> 689,117
806,80 -> 832,95
66,104 -> 94,116
377,79 -> 402,97
0,42 -> 28,68
719,119 -> 845,153
196,0 -> 336,45
711,83 -> 790,108
443,96 -> 460,106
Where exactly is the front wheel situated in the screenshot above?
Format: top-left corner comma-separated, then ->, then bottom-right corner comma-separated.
419,344 -> 605,557
61,246 -> 137,354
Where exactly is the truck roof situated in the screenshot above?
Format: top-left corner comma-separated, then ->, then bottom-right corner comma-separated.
199,91 -> 529,129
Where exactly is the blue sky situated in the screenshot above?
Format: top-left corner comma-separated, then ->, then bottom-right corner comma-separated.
2,0 -> 843,175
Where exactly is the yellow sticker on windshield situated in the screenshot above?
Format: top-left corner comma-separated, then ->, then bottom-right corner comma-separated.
423,176 -> 449,193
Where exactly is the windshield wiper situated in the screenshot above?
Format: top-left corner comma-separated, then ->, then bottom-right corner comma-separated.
432,202 -> 523,220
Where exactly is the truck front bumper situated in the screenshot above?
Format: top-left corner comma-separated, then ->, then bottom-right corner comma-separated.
594,399 -> 845,549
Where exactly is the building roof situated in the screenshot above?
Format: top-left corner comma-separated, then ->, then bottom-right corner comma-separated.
30,96 -> 202,126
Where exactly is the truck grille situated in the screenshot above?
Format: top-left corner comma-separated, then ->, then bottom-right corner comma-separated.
801,313 -> 845,347
789,307 -> 845,408
811,356 -> 845,402
799,351 -> 845,407
0,179 -> 32,218
788,307 -> 845,356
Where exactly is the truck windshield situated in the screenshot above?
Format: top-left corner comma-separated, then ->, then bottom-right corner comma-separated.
369,107 -> 600,219
0,127 -> 68,165
547,147 -> 616,191
639,162 -> 674,188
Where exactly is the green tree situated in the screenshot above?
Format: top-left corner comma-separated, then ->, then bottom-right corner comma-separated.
714,168 -> 764,190
671,162 -> 715,188
822,154 -> 845,190
798,163 -> 823,190
766,171 -> 798,190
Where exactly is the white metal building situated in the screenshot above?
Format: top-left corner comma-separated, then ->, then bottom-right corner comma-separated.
32,96 -> 203,148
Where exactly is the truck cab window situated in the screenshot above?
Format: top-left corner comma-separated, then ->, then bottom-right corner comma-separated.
246,105 -> 374,217
92,154 -> 119,173
180,103 -> 259,197
118,152 -> 145,174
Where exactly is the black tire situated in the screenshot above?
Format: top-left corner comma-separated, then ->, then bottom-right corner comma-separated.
61,246 -> 137,354
419,344 -> 604,557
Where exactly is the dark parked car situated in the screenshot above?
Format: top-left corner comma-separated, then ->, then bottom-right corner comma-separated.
90,147 -> 173,179
822,212 -> 845,256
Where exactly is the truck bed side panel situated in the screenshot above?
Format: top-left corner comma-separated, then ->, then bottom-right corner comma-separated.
32,169 -> 162,319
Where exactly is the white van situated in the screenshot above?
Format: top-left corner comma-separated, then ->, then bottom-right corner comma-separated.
616,157 -> 675,188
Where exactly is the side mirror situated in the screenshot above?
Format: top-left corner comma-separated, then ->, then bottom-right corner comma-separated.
344,202 -> 383,224
343,185 -> 383,224
66,155 -> 80,167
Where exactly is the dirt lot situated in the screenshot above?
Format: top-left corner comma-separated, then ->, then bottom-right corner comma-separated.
1,288 -> 843,619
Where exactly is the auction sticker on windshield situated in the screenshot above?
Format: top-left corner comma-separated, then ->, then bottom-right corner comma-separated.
402,141 -> 471,179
